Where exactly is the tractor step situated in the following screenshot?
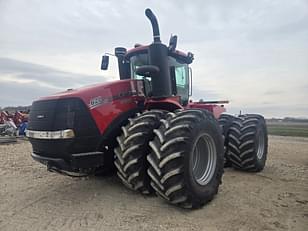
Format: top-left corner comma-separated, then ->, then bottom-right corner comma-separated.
31,151 -> 104,173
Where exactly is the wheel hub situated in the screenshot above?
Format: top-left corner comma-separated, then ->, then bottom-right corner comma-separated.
192,133 -> 217,186
256,129 -> 265,159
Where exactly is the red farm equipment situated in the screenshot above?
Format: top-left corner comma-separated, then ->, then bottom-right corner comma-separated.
26,9 -> 268,209
0,111 -> 17,139
0,110 -> 28,142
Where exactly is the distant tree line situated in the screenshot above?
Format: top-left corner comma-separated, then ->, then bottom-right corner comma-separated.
267,117 -> 308,123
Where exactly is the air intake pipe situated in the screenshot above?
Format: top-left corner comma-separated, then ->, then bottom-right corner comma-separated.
115,47 -> 130,79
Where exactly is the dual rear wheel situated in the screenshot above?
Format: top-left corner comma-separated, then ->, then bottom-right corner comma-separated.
218,113 -> 268,172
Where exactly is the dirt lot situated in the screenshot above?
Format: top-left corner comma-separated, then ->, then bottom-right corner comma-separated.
0,136 -> 307,231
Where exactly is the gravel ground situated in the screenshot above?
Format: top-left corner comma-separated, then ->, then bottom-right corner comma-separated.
0,136 -> 307,231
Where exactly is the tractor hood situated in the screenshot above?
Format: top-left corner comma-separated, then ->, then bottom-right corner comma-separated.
38,79 -> 145,107
30,79 -> 145,134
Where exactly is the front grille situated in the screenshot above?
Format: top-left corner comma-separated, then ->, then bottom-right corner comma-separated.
28,100 -> 57,131
28,98 -> 99,137
28,98 -> 100,158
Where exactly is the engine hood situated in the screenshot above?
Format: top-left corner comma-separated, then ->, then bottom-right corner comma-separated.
30,79 -> 146,134
39,79 -> 144,101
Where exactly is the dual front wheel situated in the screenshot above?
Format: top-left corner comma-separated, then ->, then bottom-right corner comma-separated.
114,109 -> 224,208
147,110 -> 224,208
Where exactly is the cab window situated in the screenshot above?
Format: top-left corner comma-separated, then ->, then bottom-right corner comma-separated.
168,57 -> 189,105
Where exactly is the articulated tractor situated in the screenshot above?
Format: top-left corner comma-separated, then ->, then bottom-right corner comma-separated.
27,9 -> 268,209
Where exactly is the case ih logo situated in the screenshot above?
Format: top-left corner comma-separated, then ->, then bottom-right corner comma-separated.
89,96 -> 104,109
89,91 -> 137,109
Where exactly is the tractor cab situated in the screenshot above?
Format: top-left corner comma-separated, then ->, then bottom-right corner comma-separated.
102,44 -> 193,106
128,46 -> 193,105
101,9 -> 194,106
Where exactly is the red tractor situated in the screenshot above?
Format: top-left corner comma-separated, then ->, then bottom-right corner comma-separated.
26,9 -> 268,209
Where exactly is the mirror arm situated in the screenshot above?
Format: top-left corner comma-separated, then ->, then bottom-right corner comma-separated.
105,52 -> 116,57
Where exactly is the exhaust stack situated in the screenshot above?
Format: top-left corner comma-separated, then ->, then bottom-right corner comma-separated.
144,8 -> 172,98
145,8 -> 161,43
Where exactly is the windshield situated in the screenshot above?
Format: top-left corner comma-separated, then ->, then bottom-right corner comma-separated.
130,54 -> 149,79
130,53 -> 190,105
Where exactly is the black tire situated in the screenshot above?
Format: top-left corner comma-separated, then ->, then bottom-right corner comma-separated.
228,114 -> 268,172
114,110 -> 166,194
147,109 -> 224,208
218,114 -> 237,167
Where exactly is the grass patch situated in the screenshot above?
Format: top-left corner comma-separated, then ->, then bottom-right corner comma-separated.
267,122 -> 308,137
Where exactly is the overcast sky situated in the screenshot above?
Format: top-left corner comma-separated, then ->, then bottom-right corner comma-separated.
0,0 -> 307,117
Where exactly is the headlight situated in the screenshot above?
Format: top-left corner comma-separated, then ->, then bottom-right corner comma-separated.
26,129 -> 75,139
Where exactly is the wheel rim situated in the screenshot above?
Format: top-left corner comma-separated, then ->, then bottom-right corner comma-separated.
192,133 -> 217,186
256,129 -> 265,159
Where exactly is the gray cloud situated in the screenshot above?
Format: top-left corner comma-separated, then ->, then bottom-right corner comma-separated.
0,57 -> 106,107
0,58 -> 105,88
264,90 -> 284,96
1,0 -> 307,54
0,81 -> 54,106
0,0 -> 308,117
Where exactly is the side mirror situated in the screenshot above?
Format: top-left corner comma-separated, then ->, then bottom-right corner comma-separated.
101,55 -> 109,70
136,65 -> 160,77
